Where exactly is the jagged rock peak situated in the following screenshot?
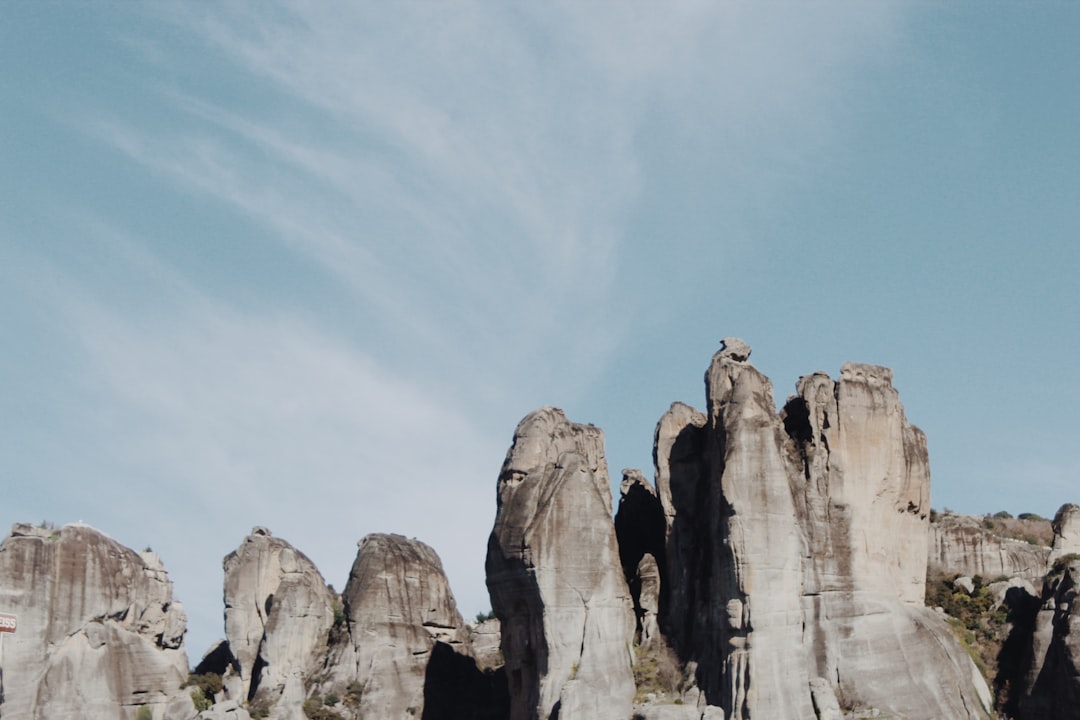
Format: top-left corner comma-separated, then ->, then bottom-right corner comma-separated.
717,336 -> 751,362
651,345 -> 991,719
1051,503 -> 1080,559
488,407 -> 635,720
0,523 -> 189,720
620,467 -> 655,498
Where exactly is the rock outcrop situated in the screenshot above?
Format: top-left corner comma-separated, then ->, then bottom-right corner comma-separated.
486,407 -> 636,720
1050,503 -> 1080,563
650,339 -> 992,718
1012,504 -> 1080,718
930,514 -> 1051,582
318,532 -> 487,719
219,527 -> 336,719
0,523 -> 188,720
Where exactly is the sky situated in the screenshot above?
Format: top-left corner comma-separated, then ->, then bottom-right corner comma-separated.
2,2 -> 1078,664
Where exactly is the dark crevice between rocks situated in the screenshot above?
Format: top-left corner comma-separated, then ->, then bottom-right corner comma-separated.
420,641 -> 508,720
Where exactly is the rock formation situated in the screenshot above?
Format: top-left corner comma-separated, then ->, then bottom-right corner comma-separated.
0,523 -> 188,720
219,527 -> 336,719
930,514 -> 1051,582
486,407 -> 636,720
317,532 -> 487,719
1049,503 -> 1080,563
1012,504 -> 1080,718
8,340 -> 1078,720
649,339 -> 992,718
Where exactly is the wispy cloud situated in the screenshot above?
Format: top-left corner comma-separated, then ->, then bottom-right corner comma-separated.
10,0 -> 916,658
21,229 -> 503,655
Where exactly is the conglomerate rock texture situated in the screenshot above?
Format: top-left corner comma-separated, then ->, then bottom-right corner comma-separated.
486,407 -> 636,720
0,523 -> 188,720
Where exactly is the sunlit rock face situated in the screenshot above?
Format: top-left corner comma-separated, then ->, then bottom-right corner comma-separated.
486,407 -> 635,720
221,527 -> 336,719
650,339 -> 992,720
321,532 -> 480,719
930,513 -> 1050,582
0,523 -> 188,720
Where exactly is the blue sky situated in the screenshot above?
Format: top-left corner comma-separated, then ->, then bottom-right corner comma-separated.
2,2 -> 1078,663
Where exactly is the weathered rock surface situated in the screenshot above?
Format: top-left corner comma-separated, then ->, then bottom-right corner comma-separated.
219,527 -> 336,719
318,532 -> 485,719
468,618 -> 504,671
930,513 -> 1050,582
651,341 -> 992,719
0,523 -> 189,720
486,407 -> 635,720
1050,503 -> 1080,563
1011,504 -> 1080,718
1019,555 -> 1080,718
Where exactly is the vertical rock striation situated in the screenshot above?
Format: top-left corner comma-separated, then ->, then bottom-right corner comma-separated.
929,513 -> 1051,582
220,527 -> 336,719
0,523 -> 188,720
651,339 -> 991,719
320,533 -> 480,719
486,407 -> 635,720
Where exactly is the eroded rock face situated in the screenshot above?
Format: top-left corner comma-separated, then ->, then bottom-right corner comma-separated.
930,514 -> 1050,582
1050,503 -> 1080,563
651,341 -> 991,719
221,527 -> 335,718
1019,557 -> 1080,718
486,407 -> 635,720
0,523 -> 188,720
1015,505 -> 1080,718
319,533 -> 476,719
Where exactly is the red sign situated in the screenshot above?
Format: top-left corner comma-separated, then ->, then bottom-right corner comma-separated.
0,613 -> 16,633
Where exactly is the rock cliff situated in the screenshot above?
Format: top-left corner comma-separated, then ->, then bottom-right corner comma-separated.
0,523 -> 188,720
648,339 -> 992,718
1014,504 -> 1080,718
7,341 -> 1078,720
486,407 -> 636,720
317,532 -> 495,719
220,527 -> 336,719
930,513 -> 1051,582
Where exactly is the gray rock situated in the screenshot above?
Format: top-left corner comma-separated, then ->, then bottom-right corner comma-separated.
930,513 -> 1050,582
486,407 -> 635,720
648,350 -> 992,719
469,618 -> 504,671
0,523 -> 189,720
631,704 -> 702,719
717,337 -> 751,362
955,575 -> 976,594
320,532 -> 478,719
1050,503 -> 1080,563
1019,510 -> 1080,717
221,528 -> 336,718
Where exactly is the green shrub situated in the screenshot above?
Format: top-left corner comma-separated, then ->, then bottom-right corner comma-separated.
191,691 -> 212,712
136,707 -> 154,720
1018,512 -> 1045,521
344,681 -> 364,709
183,672 -> 222,710
474,609 -> 496,623
994,511 -> 1013,519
